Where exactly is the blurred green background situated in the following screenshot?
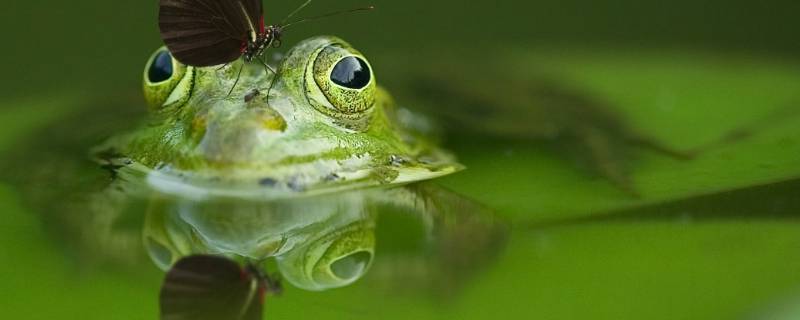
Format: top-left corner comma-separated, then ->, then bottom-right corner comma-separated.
2,1 -> 800,319
3,0 -> 799,99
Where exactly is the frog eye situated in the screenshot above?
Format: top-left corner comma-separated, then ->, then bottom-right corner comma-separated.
330,56 -> 371,89
305,43 -> 377,129
148,50 -> 173,83
276,222 -> 375,291
143,47 -> 193,110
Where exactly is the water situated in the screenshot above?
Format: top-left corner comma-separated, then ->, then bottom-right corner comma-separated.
2,1 -> 800,319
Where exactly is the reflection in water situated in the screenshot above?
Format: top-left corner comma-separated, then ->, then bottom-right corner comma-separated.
83,165 -> 508,318
160,255 -> 277,320
144,185 -> 380,291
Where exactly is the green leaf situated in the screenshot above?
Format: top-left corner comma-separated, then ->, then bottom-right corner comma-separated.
430,48 -> 800,223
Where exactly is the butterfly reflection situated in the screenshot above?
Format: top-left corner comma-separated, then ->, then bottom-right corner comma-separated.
160,255 -> 280,320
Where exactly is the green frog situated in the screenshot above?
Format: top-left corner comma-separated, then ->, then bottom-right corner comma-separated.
96,36 -> 461,198
84,36 -> 506,293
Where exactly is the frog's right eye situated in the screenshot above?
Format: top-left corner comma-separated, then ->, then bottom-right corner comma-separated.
143,47 -> 193,110
276,221 -> 375,291
301,41 -> 376,131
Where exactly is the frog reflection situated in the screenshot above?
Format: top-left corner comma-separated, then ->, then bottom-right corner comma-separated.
144,189 -> 378,291
139,180 -> 506,293
140,180 -> 506,320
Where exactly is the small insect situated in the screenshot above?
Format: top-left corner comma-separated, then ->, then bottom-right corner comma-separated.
244,88 -> 261,102
158,0 -> 373,96
160,255 -> 281,320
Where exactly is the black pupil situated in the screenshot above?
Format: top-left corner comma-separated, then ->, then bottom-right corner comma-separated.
330,56 -> 371,89
148,51 -> 174,83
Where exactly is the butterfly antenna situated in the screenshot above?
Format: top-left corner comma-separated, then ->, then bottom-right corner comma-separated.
257,56 -> 281,103
266,72 -> 281,102
257,56 -> 277,75
227,63 -> 246,97
280,0 -> 313,26
281,5 -> 375,29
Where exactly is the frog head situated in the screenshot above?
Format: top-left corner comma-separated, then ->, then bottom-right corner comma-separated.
126,36 -> 460,197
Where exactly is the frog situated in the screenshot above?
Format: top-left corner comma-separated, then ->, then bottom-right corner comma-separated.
82,35 -> 508,296
95,36 -> 462,198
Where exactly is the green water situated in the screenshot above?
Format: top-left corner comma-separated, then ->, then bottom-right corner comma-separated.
3,1 -> 800,319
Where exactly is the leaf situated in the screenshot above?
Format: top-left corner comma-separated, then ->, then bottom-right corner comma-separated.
400,47 -> 800,223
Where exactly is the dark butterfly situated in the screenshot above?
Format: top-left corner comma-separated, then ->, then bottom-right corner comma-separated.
159,255 -> 281,320
159,0 -> 373,68
158,0 -> 282,67
158,0 -> 373,97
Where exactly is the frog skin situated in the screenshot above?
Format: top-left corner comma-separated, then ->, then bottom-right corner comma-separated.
95,36 -> 461,199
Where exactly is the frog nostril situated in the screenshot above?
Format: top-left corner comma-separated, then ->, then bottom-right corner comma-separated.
148,51 -> 174,83
255,109 -> 287,132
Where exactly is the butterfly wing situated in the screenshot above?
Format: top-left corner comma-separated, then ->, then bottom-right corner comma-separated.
159,0 -> 264,66
160,255 -> 263,320
239,0 -> 264,32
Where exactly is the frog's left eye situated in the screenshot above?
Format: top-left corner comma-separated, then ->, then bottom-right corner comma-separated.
143,47 -> 193,110
148,50 -> 174,83
305,43 -> 376,129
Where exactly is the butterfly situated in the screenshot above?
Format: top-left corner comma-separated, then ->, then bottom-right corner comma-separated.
158,0 -> 292,68
158,0 -> 373,96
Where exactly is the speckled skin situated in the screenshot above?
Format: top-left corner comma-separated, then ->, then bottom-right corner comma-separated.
98,36 -> 460,197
